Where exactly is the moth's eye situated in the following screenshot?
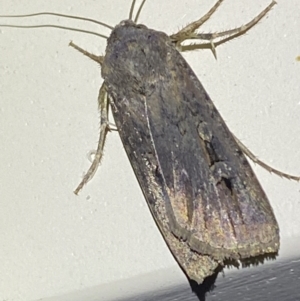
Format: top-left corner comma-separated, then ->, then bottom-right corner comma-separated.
136,24 -> 147,29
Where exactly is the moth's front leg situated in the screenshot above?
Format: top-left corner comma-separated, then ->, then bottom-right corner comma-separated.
69,41 -> 104,65
170,1 -> 276,58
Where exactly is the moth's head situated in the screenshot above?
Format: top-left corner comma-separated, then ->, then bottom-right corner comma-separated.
105,0 -> 149,38
107,19 -> 150,43
116,19 -> 146,29
113,19 -> 149,34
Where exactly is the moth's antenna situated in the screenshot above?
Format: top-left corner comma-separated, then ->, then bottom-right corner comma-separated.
0,24 -> 108,39
129,0 -> 137,20
0,12 -> 113,30
0,12 -> 113,39
134,0 -> 147,23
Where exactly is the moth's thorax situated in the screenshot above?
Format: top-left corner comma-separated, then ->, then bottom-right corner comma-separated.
102,19 -> 173,85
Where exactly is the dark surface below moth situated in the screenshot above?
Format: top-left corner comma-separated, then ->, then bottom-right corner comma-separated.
115,256 -> 300,301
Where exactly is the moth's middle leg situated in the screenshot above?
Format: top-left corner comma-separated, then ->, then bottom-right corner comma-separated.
74,82 -> 110,194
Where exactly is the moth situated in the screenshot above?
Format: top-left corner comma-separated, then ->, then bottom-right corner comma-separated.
1,0 -> 298,284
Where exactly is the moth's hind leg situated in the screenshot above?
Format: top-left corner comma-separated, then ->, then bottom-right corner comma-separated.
74,82 -> 110,194
170,1 -> 276,58
69,41 -> 104,65
233,134 -> 300,182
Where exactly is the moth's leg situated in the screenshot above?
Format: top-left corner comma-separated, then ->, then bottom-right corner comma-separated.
171,1 -> 276,58
74,82 -> 110,194
233,134 -> 300,182
69,41 -> 104,66
170,0 -> 224,43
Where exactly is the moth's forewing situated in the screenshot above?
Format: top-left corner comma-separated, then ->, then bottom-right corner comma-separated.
102,20 -> 279,282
